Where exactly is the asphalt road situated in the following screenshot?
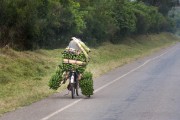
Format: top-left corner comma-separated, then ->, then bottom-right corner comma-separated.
1,43 -> 180,120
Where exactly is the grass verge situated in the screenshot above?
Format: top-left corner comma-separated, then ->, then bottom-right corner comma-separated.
0,32 -> 179,115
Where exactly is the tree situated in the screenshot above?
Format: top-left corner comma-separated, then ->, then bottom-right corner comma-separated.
113,0 -> 137,36
78,0 -> 117,44
0,0 -> 176,49
137,0 -> 179,15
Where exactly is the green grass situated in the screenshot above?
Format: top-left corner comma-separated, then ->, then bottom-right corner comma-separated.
87,33 -> 179,77
0,32 -> 179,115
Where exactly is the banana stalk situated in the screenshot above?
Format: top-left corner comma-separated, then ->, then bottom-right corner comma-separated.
79,41 -> 90,53
63,59 -> 86,65
73,39 -> 90,62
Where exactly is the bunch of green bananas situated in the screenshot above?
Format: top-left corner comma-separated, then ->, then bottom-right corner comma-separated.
48,66 -> 63,90
62,51 -> 86,62
62,50 -> 87,73
77,65 -> 86,73
61,63 -> 86,74
79,72 -> 94,96
61,63 -> 73,71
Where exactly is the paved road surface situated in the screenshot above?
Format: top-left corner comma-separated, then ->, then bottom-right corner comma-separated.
1,43 -> 180,120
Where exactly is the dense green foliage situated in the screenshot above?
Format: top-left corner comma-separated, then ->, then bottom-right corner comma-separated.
0,0 -> 177,49
137,0 -> 179,15
168,7 -> 180,35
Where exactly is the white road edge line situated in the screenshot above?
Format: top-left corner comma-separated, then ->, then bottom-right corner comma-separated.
40,50 -> 169,120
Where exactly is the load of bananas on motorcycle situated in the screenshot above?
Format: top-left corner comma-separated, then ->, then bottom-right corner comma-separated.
49,49 -> 94,96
